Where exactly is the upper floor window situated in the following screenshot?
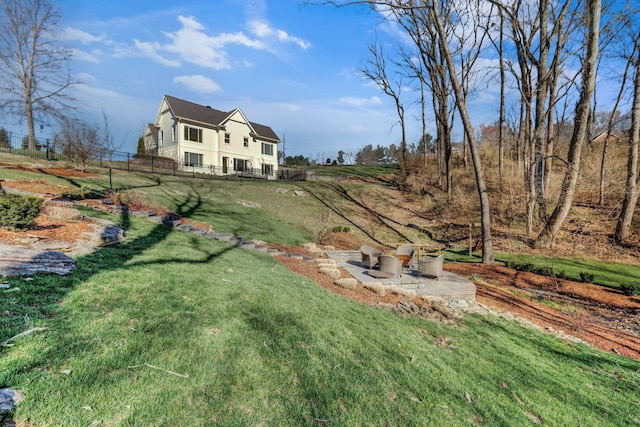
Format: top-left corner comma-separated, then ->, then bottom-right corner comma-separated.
225,133 -> 230,144
184,125 -> 202,143
261,143 -> 274,156
172,125 -> 177,142
160,130 -> 164,147
243,137 -> 249,147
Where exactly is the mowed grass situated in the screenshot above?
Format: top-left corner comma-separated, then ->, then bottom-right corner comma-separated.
1,213 -> 639,425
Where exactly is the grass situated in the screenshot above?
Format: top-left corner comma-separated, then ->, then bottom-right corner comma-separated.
308,163 -> 400,178
1,212 -> 639,425
444,248 -> 640,290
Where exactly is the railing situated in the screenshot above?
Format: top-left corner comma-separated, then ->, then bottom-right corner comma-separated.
0,130 -> 307,181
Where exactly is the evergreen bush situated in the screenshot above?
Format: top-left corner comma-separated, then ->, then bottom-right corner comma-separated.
0,195 -> 43,230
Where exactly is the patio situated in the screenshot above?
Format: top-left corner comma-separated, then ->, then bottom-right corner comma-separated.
325,250 -> 476,302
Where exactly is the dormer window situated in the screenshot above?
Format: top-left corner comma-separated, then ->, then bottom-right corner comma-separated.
243,137 -> 249,147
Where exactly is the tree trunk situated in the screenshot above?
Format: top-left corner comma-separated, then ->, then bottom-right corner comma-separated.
498,8 -> 505,190
615,37 -> 640,241
534,0 -> 550,220
599,47 -> 632,206
429,1 -> 493,263
536,0 -> 601,249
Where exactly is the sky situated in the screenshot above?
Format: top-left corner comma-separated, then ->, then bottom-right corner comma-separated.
3,1 -> 632,161
23,0 -> 500,160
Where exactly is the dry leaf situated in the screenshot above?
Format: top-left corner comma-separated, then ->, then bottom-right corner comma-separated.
465,392 -> 474,403
59,369 -> 72,375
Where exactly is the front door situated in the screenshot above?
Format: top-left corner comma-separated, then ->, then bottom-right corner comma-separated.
222,156 -> 228,174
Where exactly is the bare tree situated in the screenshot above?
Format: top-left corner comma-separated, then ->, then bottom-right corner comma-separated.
361,39 -> 408,176
426,0 -> 494,263
56,118 -> 102,172
0,0 -> 77,150
536,0 -> 601,248
615,27 -> 640,242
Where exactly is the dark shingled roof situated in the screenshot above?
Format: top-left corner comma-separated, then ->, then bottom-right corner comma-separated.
164,95 -> 280,142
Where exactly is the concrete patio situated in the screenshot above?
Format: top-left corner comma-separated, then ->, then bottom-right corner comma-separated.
325,250 -> 476,302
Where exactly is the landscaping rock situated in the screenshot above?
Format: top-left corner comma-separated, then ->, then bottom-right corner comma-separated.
0,244 -> 76,277
236,199 -> 261,209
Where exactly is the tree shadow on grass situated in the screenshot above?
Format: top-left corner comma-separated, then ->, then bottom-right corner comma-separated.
300,182 -> 413,246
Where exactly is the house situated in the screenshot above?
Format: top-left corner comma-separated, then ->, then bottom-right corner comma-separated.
145,95 -> 280,178
590,131 -> 620,145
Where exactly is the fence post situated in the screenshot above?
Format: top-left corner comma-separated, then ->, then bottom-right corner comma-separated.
127,153 -> 130,171
151,156 -> 154,174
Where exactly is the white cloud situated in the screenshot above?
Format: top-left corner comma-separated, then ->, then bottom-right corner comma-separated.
60,26 -> 105,44
134,15 -> 266,70
72,48 -> 101,63
173,75 -> 222,94
134,39 -> 181,67
247,20 -> 311,50
339,96 -> 382,107
132,15 -> 310,70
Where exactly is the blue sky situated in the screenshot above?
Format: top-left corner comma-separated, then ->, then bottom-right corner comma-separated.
5,1 -> 631,160
49,0 -> 409,160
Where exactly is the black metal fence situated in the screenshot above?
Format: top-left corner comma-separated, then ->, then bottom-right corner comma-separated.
0,130 -> 307,181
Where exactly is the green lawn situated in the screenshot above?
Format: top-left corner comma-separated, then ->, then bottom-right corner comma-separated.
445,248 -> 640,290
1,212 -> 639,425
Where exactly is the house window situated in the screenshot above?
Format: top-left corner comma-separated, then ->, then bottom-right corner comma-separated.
160,130 -> 164,147
225,133 -> 230,144
172,125 -> 176,142
184,126 -> 202,143
262,164 -> 273,176
243,137 -> 249,147
184,152 -> 203,167
234,158 -> 248,172
261,143 -> 273,156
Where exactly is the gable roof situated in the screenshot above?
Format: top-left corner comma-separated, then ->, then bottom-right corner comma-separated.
163,95 -> 280,143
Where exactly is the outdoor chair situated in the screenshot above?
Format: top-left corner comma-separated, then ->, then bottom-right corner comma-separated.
378,254 -> 403,278
395,244 -> 415,268
360,245 -> 383,269
418,254 -> 444,279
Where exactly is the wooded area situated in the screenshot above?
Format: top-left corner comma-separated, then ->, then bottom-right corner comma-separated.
319,0 -> 639,263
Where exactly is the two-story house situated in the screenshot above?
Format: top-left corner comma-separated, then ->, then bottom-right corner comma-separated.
145,95 -> 280,178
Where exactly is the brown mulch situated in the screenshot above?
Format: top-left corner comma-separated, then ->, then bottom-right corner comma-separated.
0,163 -> 98,178
0,216 -> 94,245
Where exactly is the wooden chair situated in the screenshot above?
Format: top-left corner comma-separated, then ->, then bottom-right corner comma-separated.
378,254 -> 403,278
360,245 -> 382,269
